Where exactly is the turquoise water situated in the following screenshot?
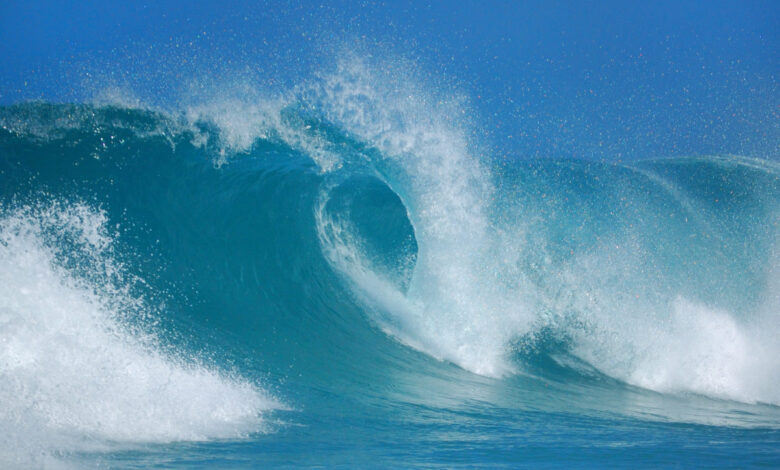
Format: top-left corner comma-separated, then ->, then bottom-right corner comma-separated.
1,69 -> 779,467
3,1 -> 779,467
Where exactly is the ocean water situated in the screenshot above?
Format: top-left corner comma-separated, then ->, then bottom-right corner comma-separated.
1,2 -> 779,468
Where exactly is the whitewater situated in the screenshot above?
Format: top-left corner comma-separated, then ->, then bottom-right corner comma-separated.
1,57 -> 779,468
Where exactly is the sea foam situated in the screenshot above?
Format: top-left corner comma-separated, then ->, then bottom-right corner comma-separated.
0,202 -> 276,466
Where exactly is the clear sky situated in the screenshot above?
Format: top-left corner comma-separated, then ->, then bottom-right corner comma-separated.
1,0 -> 777,160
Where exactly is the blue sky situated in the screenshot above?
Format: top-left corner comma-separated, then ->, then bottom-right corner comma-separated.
1,0 -> 777,160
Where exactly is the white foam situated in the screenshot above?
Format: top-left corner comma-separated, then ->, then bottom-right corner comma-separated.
182,88 -> 346,171
573,296 -> 779,404
636,298 -> 778,402
558,232 -> 780,406
0,202 -> 277,466
309,55 -> 535,377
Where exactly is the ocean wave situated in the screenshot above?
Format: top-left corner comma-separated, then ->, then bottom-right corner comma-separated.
1,61 -> 779,447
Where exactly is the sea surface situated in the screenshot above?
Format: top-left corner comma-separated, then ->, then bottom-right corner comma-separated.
1,2 -> 779,468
